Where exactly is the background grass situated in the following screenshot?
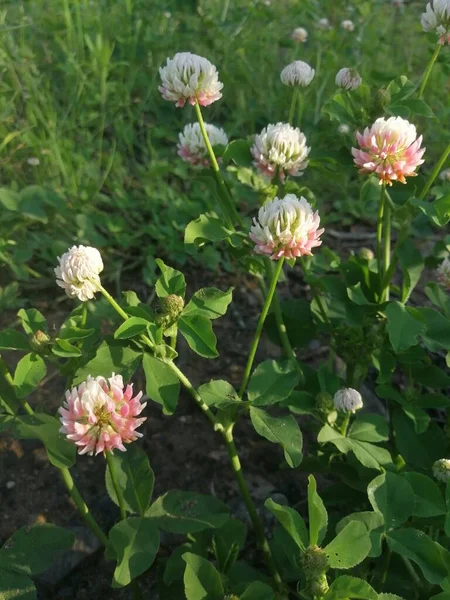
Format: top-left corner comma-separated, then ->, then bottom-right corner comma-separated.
0,0 -> 449,306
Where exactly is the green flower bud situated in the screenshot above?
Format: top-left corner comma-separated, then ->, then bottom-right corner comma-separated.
160,294 -> 184,319
301,545 -> 329,598
30,330 -> 51,351
358,247 -> 375,260
315,392 -> 334,414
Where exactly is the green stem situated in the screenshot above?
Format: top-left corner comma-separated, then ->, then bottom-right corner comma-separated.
239,258 -> 285,398
339,412 -> 351,436
401,556 -> 421,587
0,356 -> 34,416
170,328 -> 177,350
419,141 -> 450,201
80,302 -> 88,327
194,100 -> 241,227
378,546 -> 392,589
382,201 -> 391,302
418,44 -> 441,99
288,87 -> 299,126
224,426 -> 283,590
376,184 -> 386,300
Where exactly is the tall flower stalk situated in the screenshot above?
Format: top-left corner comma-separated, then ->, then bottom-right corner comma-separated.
418,44 -> 441,98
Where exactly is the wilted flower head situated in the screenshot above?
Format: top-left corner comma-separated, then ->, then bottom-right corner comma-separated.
280,60 -> 315,87
317,18 -> 331,29
292,27 -> 308,42
251,122 -> 310,181
433,458 -> 450,482
421,0 -> 450,44
352,117 -> 425,185
159,52 -> 223,107
335,67 -> 362,91
177,122 -> 228,167
249,194 -> 324,260
338,124 -> 351,134
59,374 -> 146,456
55,245 -> 103,302
333,388 -> 363,413
437,256 -> 450,289
341,19 -> 355,31
440,168 -> 450,181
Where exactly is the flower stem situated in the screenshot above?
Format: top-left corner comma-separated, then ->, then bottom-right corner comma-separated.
80,302 -> 88,327
194,100 -> 242,227
376,184 -> 386,301
419,141 -> 450,201
339,412 -> 351,436
382,201 -> 391,301
378,546 -> 392,589
288,87 -> 299,126
239,258 -> 285,398
224,426 -> 283,591
0,355 -> 34,416
418,43 -> 441,99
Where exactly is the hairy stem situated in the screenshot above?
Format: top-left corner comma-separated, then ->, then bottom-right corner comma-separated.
418,43 -> 441,99
382,201 -> 391,301
376,184 -> 386,301
288,87 -> 299,126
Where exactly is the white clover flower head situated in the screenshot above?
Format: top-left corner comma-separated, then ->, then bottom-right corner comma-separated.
341,19 -> 355,31
421,0 -> 450,44
433,458 -> 450,482
55,245 -> 103,302
338,123 -> 351,134
439,168 -> 450,181
292,27 -> 308,42
437,256 -> 450,289
317,18 -> 331,29
280,60 -> 315,87
251,122 -> 310,181
335,67 -> 362,91
27,157 -> 40,167
177,122 -> 228,167
249,194 -> 324,260
333,388 -> 363,413
159,52 -> 223,108
163,11 -> 171,18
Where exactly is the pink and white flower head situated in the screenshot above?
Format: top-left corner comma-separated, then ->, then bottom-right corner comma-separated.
341,19 -> 355,31
421,0 -> 450,44
55,245 -> 103,302
158,52 -> 223,108
59,374 -> 147,456
437,256 -> 450,289
335,67 -> 362,91
249,194 -> 324,260
177,122 -> 228,167
251,123 -> 310,181
280,61 -> 315,87
352,117 -> 425,186
333,388 -> 363,413
292,27 -> 308,42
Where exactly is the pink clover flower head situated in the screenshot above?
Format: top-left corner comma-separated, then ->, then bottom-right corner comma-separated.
333,388 -> 363,413
292,27 -> 308,43
249,194 -> 324,260
158,52 -> 223,108
55,245 -> 103,302
421,0 -> 450,44
437,256 -> 450,289
335,67 -> 362,91
280,61 -> 315,87
177,122 -> 228,167
59,374 -> 147,456
352,116 -> 425,185
251,122 -> 310,181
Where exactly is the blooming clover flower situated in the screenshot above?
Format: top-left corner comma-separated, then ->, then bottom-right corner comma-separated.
439,168 -> 450,181
292,27 -> 308,42
335,67 -> 362,91
437,256 -> 450,289
280,61 -> 315,87
421,0 -> 450,44
159,52 -> 223,107
338,124 -> 351,134
59,374 -> 146,456
333,388 -> 363,413
341,19 -> 355,31
249,194 -> 324,260
55,245 -> 103,302
433,458 -> 450,482
317,18 -> 331,29
251,122 -> 310,181
352,117 -> 425,185
178,122 -> 228,166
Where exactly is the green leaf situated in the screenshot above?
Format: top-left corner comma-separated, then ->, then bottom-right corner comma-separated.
19,186 -> 48,222
240,581 -> 275,599
367,472 -> 415,530
0,524 -> 74,576
393,409 -> 447,469
17,308 -> 47,335
142,354 -> 180,415
430,594 -> 450,600
0,570 -> 36,600
264,498 -> 308,551
247,359 -> 300,406
0,188 -> 20,211
324,575 -> 377,599
378,596 -> 406,600
52,339 -> 82,358
114,317 -> 151,340
182,553 -> 224,600
146,491 -> 229,533
414,307 -> 450,352
178,315 -> 218,358
185,212 -> 233,247
155,258 -> 186,298
397,240 -> 424,303
324,521 -> 371,569
348,414 -> 389,443
182,287 -> 233,320
13,353 -> 46,399
105,446 -> 154,516
385,301 -> 426,352
108,517 -> 159,587
401,472 -> 445,517
308,475 -> 328,546
73,340 -> 142,385
249,407 -> 303,468
387,528 -> 447,584
425,283 -> 450,318
198,380 -> 240,408
336,511 -> 384,558
0,329 -> 30,351
222,139 -> 252,167
212,519 -> 247,574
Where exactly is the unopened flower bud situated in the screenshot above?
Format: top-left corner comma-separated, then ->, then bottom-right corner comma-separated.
317,18 -> 331,29
30,330 -> 51,351
301,545 -> 329,597
335,67 -> 362,91
333,388 -> 363,413
316,392 -> 334,414
160,294 -> 185,320
338,124 -> 350,135
358,247 -> 375,260
433,458 -> 450,482
437,257 -> 450,290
